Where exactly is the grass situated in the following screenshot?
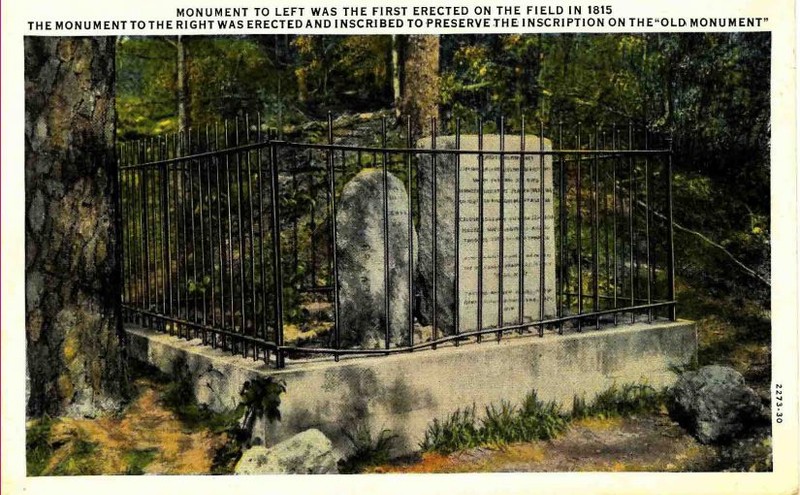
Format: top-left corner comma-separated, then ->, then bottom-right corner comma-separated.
571,383 -> 667,420
123,448 -> 158,475
420,391 -> 570,454
421,383 -> 667,455
338,427 -> 398,473
26,416 -> 56,476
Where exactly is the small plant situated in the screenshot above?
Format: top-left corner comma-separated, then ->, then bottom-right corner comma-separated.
338,426 -> 398,473
26,416 -> 56,476
124,448 -> 158,475
421,392 -> 568,455
238,376 -> 286,444
420,405 -> 480,454
571,383 -> 667,420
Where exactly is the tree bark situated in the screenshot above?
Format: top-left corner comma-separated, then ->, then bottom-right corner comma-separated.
25,37 -> 128,418
399,35 -> 440,136
391,35 -> 402,117
176,35 -> 190,133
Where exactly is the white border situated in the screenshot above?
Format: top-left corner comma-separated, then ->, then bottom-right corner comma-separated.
2,0 -> 797,494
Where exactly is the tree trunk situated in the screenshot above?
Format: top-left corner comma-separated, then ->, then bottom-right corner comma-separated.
176,35 -> 190,133
399,35 -> 440,136
25,37 -> 128,418
391,35 -> 402,117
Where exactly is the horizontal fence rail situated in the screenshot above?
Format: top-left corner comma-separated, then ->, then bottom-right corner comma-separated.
117,113 -> 676,368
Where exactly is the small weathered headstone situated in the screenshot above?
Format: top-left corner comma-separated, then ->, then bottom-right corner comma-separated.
335,169 -> 415,348
416,135 -> 556,336
234,429 -> 339,474
669,365 -> 768,444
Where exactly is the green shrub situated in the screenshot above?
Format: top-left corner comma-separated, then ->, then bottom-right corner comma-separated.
26,416 -> 55,476
421,392 -> 568,454
338,426 -> 398,473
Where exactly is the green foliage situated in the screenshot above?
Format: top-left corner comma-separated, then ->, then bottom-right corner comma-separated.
422,384 -> 667,455
124,448 -> 158,475
49,435 -> 100,476
26,416 -> 56,476
239,377 -> 286,425
571,383 -> 667,420
420,391 -> 569,454
338,426 -> 398,473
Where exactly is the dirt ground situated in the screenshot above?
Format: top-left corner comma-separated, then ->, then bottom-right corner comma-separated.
30,379 -> 228,475
368,414 -> 717,473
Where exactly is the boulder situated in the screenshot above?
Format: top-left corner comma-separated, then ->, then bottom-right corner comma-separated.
335,168 -> 416,348
669,365 -> 768,444
234,429 -> 339,474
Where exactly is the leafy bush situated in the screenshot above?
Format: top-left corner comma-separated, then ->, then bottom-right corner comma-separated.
420,391 -> 569,454
338,426 -> 398,473
26,416 -> 56,476
571,383 -> 666,420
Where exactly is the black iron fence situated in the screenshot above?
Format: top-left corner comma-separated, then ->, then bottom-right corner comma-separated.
117,113 -> 675,368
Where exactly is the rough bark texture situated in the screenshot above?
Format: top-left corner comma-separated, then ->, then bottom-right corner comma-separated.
176,35 -> 190,133
25,37 -> 128,418
399,35 -> 440,136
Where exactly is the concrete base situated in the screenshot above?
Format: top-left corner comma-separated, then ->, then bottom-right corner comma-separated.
126,320 -> 697,457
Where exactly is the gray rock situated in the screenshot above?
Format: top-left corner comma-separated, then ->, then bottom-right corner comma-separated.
335,169 -> 416,348
235,429 -> 339,474
416,135 -> 556,335
669,365 -> 768,444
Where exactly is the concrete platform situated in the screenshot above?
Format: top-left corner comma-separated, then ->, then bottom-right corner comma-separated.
125,320 -> 697,456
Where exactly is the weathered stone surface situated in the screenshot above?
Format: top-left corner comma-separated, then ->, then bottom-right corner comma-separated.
234,429 -> 339,474
128,319 -> 697,458
336,169 -> 416,348
416,135 -> 556,335
669,365 -> 768,444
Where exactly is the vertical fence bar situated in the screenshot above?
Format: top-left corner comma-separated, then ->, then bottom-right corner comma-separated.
477,118 -> 484,342
246,116 -> 258,359
381,117 -> 391,350
172,135 -> 182,334
454,118 -> 461,344
224,122 -> 235,345
327,112 -> 341,356
140,141 -> 151,316
628,122 -> 636,323
161,141 -> 172,321
517,117 -> 525,334
497,117 -> 505,341
430,117 -> 438,348
666,136 -> 676,320
215,123 -> 225,348
538,119 -> 546,337
197,134 -> 207,334
612,125 -> 619,325
576,122 -> 583,332
557,122 -> 565,335
205,125 -> 215,329
644,128 -> 652,323
593,126 -> 600,329
257,114 -> 268,360
187,131 -> 198,331
406,116 -> 415,348
235,119 -> 248,355
270,131 -> 285,368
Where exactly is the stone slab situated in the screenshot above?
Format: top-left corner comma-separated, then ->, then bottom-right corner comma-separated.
416,135 -> 556,335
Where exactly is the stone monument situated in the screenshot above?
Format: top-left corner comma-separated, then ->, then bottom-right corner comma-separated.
416,134 -> 556,336
335,168 -> 415,348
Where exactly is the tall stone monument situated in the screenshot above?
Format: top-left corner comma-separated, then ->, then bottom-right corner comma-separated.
417,135 -> 556,336
335,168 -> 415,348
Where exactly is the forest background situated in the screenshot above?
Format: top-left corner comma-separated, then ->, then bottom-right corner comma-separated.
117,33 -> 771,329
